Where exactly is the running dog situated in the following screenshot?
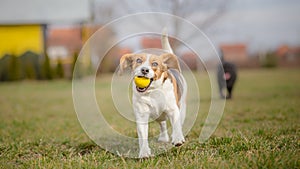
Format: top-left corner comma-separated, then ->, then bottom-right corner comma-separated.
217,52 -> 237,99
119,32 -> 187,158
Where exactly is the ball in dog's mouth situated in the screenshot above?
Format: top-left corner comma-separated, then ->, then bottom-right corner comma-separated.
134,76 -> 153,93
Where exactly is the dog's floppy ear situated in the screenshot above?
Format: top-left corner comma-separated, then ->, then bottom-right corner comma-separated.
161,53 -> 181,72
119,53 -> 135,75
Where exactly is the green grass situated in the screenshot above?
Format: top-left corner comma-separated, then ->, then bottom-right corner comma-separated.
0,68 -> 299,168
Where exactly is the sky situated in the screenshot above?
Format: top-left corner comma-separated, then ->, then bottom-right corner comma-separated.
0,0 -> 90,24
1,0 -> 299,54
209,0 -> 300,53
94,0 -> 300,54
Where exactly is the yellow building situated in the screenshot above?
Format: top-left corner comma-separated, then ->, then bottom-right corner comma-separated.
0,0 -> 90,58
0,25 -> 45,57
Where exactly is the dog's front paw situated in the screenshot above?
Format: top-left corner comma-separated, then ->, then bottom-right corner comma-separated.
139,147 -> 152,158
172,135 -> 185,147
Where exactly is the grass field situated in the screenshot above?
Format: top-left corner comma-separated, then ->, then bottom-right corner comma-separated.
0,68 -> 299,168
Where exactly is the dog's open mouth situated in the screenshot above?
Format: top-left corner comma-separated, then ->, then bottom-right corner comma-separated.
135,76 -> 153,93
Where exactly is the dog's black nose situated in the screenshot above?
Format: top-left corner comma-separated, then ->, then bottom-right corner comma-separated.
141,67 -> 149,75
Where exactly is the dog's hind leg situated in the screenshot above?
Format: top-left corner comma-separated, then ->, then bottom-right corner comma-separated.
158,121 -> 169,143
227,86 -> 233,99
168,108 -> 185,146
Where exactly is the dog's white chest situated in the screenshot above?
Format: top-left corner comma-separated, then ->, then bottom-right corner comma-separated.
133,79 -> 176,121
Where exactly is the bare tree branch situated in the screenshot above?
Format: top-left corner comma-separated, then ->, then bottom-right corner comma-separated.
92,0 -> 230,53
196,0 -> 227,30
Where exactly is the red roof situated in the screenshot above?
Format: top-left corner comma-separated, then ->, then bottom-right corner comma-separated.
219,43 -> 248,63
47,27 -> 82,53
276,45 -> 300,57
220,43 -> 247,52
119,48 -> 132,56
141,37 -> 162,49
181,52 -> 198,70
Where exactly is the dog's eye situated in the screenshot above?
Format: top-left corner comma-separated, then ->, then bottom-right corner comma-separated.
152,62 -> 158,67
136,58 -> 143,63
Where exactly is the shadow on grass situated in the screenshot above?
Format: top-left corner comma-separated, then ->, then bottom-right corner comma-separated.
75,141 -> 103,155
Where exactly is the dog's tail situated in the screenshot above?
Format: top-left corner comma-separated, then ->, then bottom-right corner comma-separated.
162,28 -> 187,125
161,28 -> 174,54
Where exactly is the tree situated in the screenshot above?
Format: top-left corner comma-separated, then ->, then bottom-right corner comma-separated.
55,58 -> 64,78
260,52 -> 278,68
86,0 -> 228,73
19,51 -> 40,80
0,54 -> 11,81
71,52 -> 83,79
42,53 -> 53,80
93,0 -> 229,52
8,54 -> 22,81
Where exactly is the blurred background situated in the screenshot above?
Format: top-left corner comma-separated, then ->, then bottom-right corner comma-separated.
0,0 -> 299,81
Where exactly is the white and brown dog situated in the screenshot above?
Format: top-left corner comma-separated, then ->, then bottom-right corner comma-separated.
119,32 -> 187,158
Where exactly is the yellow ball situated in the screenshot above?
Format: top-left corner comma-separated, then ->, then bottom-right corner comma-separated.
134,76 -> 151,88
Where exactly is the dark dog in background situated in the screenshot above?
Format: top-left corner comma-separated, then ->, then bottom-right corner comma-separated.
217,51 -> 237,99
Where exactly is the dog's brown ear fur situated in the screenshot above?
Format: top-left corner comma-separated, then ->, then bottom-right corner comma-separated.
161,53 -> 181,72
119,54 -> 135,75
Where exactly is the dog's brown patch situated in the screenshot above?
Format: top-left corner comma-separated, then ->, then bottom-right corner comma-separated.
119,53 -> 181,105
166,72 -> 180,107
149,55 -> 165,80
119,53 -> 147,73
